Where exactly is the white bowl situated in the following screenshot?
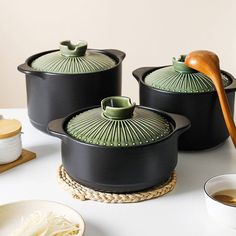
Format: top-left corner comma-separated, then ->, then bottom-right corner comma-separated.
204,174 -> 236,229
0,200 -> 85,235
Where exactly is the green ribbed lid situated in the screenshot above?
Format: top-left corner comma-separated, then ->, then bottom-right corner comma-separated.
66,96 -> 172,147
31,40 -> 116,74
145,55 -> 231,93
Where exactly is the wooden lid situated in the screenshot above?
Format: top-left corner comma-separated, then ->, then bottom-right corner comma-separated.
0,119 -> 22,139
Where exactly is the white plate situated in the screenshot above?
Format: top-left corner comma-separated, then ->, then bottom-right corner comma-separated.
0,200 -> 85,235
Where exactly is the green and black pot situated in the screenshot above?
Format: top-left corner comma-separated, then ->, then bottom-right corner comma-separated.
133,55 -> 236,150
18,40 -> 125,133
48,96 -> 190,193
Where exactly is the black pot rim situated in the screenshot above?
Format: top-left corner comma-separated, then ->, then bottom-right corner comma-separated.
18,48 -> 125,76
137,66 -> 236,95
48,105 -> 190,149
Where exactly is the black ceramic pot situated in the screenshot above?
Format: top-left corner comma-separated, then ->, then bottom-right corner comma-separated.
48,96 -> 190,193
18,41 -> 125,133
133,67 -> 236,150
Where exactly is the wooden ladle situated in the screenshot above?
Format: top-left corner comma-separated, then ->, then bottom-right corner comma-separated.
185,50 -> 236,148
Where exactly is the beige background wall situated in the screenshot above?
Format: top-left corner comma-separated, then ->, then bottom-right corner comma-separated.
0,0 -> 235,108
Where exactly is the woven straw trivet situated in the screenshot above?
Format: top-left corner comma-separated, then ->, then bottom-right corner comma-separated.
58,165 -> 176,203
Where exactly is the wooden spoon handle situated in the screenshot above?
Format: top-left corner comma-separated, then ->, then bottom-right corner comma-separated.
185,50 -> 236,148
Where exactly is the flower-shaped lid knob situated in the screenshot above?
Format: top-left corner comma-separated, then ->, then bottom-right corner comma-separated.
59,40 -> 88,57
102,97 -> 135,120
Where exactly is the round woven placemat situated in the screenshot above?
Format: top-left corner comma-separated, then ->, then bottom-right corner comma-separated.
58,165 -> 176,203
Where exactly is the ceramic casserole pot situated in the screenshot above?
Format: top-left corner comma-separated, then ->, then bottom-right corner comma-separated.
18,40 -> 125,133
133,55 -> 236,150
48,96 -> 190,193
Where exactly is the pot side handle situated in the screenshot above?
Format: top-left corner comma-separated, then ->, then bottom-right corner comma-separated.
168,113 -> 191,137
48,118 -> 67,140
105,49 -> 126,61
17,63 -> 45,77
132,67 -> 157,82
18,63 -> 37,74
225,75 -> 236,91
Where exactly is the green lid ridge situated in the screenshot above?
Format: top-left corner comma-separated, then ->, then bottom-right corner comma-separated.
66,100 -> 172,147
31,41 -> 116,74
145,66 -> 230,93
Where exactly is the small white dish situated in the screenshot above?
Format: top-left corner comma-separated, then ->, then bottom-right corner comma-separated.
204,174 -> 236,229
0,200 -> 85,235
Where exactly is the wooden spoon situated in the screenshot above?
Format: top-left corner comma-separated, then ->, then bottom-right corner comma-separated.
185,50 -> 236,148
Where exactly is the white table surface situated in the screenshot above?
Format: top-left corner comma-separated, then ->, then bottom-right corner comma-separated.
0,108 -> 236,236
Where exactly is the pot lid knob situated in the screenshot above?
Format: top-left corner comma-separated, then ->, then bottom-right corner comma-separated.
101,96 -> 135,120
59,40 -> 88,57
172,55 -> 196,73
